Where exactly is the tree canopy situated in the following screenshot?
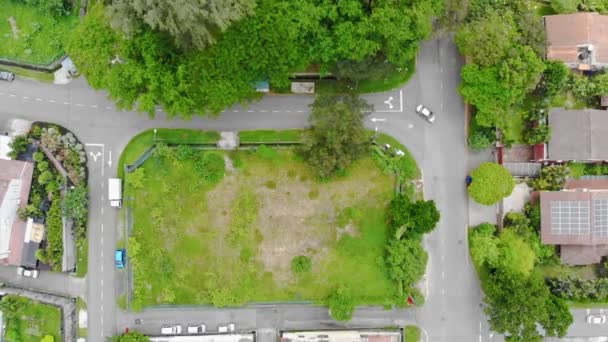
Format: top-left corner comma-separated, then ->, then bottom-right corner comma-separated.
388,194 -> 440,238
385,237 -> 428,287
300,93 -> 371,178
468,162 -> 515,205
327,285 -> 355,322
107,0 -> 256,50
68,0 -> 440,118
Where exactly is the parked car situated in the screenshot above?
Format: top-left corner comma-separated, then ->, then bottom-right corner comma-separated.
115,249 -> 126,269
17,267 -> 39,278
587,314 -> 606,324
0,71 -> 15,82
416,104 -> 435,123
187,324 -> 206,334
161,325 -> 182,335
217,323 -> 235,333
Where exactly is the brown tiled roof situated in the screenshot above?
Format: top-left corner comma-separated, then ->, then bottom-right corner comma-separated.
566,179 -> 608,190
545,12 -> 608,64
540,190 -> 608,246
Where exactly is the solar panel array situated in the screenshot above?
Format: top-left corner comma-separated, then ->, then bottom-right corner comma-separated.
594,199 -> 608,237
550,200 -> 591,235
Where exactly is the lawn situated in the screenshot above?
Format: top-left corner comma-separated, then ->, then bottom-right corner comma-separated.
239,129 -> 305,143
117,128 -> 219,177
502,111 -> 525,144
0,2 -> 78,65
0,295 -> 62,342
127,145 -> 402,309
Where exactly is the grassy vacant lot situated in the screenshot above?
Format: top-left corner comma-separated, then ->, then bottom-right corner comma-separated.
1,295 -> 61,342
0,2 -> 78,65
128,144 -> 402,308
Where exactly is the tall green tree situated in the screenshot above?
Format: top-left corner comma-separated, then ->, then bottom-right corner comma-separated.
468,162 -> 515,205
455,10 -> 518,66
107,0 -> 256,50
327,285 -> 355,322
300,93 -> 371,178
385,238 -> 428,289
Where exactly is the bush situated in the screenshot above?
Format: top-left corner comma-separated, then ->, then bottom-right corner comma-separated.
567,162 -> 585,179
551,0 -> 581,13
8,135 -> 30,159
468,162 -> 515,205
387,195 -> 440,238
522,124 -> 551,145
469,129 -> 495,151
538,60 -> 570,97
327,285 -> 355,322
63,185 -> 88,223
291,256 -> 312,275
531,164 -> 570,191
194,152 -> 225,185
45,196 -> 64,270
38,170 -> 54,185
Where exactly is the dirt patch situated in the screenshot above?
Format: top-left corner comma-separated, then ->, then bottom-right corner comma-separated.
205,175 -> 240,261
8,17 -> 19,39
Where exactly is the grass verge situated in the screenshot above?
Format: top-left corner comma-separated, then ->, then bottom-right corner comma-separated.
239,129 -> 305,143
75,237 -> 88,277
0,295 -> 62,342
404,325 -> 421,342
77,297 -> 87,338
0,65 -> 54,83
0,2 -> 78,65
117,128 -> 219,177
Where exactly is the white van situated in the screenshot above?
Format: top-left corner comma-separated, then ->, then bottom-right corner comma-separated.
161,325 -> 182,335
108,178 -> 122,208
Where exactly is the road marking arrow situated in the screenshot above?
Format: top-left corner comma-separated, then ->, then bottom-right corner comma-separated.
107,150 -> 113,167
384,96 -> 394,109
370,117 -> 387,123
89,151 -> 101,162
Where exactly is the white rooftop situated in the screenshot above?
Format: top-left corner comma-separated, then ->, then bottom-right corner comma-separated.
0,179 -> 22,258
150,333 -> 255,342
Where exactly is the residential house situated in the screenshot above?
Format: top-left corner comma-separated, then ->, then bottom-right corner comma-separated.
540,179 -> 608,265
544,12 -> 608,71
534,108 -> 608,162
0,158 -> 34,266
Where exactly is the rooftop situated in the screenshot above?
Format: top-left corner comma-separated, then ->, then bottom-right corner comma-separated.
547,108 -> 608,161
149,333 -> 255,342
545,12 -> 608,65
281,330 -> 402,342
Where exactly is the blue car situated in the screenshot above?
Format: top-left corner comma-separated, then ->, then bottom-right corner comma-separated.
115,249 -> 126,269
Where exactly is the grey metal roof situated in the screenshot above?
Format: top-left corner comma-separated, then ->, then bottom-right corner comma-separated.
548,108 -> 608,161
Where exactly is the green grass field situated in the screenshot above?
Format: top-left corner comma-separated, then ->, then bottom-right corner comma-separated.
0,2 -> 78,65
404,326 -> 421,342
1,295 -> 62,342
128,147 -> 401,308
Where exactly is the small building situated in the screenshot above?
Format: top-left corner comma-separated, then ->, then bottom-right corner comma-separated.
540,179 -> 608,265
0,159 -> 34,266
149,333 -> 255,342
281,330 -> 402,342
291,82 -> 315,94
536,108 -> 608,162
544,12 -> 608,70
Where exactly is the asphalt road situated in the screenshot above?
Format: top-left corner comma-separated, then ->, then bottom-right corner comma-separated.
2,36 -> 604,342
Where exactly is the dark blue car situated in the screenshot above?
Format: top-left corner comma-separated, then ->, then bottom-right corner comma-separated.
115,249 -> 126,269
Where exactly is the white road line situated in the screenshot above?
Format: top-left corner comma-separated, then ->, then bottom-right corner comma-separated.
106,106 -> 112,110
101,206 -> 104,215
23,96 -> 29,99
9,94 -> 16,97
297,110 -> 303,113
101,224 -> 104,233
63,102 -> 70,105
285,110 -> 291,112
101,279 -> 104,288
480,322 -> 482,331
35,98 -> 43,102
75,103 -> 85,107
272,110 -> 279,113
48,100 -> 56,103
233,110 -> 239,112
247,110 -> 254,113
420,328 -> 429,342
91,105 -> 98,108
399,89 -> 403,112
260,110 -> 268,113
441,271 -> 445,279
85,143 -> 104,147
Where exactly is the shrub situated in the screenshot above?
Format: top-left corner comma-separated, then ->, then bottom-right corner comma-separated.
522,124 -> 551,145
45,197 -> 64,270
194,152 -> 225,185
551,0 -> 581,13
469,129 -> 495,151
38,170 -> 54,185
33,151 -> 44,162
37,160 -> 49,172
8,135 -> 30,159
327,285 -> 355,322
468,162 -> 515,205
126,168 -> 146,191
257,145 -> 279,161
531,164 -> 570,191
291,256 -> 312,275
567,162 -> 585,179
387,195 -> 440,238
63,185 -> 88,223
538,60 -> 570,97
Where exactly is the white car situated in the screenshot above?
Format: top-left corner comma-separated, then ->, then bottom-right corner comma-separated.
218,323 -> 235,333
416,104 -> 436,123
587,314 -> 606,324
187,324 -> 206,334
161,325 -> 182,335
16,267 -> 39,278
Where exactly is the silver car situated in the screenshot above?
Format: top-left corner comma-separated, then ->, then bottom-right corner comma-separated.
587,314 -> 606,324
0,71 -> 15,82
416,104 -> 435,123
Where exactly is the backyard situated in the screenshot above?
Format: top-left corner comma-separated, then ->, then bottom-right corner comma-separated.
0,1 -> 78,65
123,130 -> 418,309
0,295 -> 62,342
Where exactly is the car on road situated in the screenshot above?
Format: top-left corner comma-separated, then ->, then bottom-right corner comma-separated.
161,325 -> 182,335
0,71 -> 15,82
16,267 -> 39,278
416,104 -> 435,123
115,249 -> 126,269
218,323 -> 235,333
187,324 -> 206,334
587,314 -> 606,324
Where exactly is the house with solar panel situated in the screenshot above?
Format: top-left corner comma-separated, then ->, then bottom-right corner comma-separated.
540,179 -> 608,265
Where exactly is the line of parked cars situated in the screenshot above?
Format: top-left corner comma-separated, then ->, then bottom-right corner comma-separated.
161,323 -> 234,335
16,266 -> 38,278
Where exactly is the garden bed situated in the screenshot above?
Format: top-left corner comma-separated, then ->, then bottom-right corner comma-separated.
0,295 -> 61,342
128,147 -> 398,308
0,2 -> 78,65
